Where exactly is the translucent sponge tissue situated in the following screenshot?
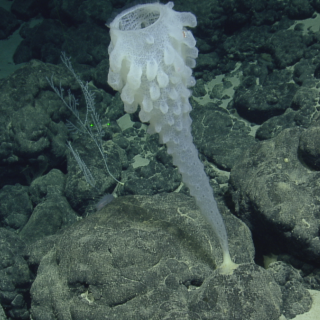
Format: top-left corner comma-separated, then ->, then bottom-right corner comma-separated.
108,1 -> 237,273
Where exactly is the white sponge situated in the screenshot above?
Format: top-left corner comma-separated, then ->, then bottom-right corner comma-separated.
108,1 -> 237,273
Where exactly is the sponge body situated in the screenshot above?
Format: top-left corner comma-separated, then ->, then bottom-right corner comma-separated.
108,2 -> 236,272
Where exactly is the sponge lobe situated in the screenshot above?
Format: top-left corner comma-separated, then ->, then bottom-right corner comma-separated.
157,69 -> 169,88
179,12 -> 197,28
127,64 -> 142,90
146,59 -> 158,81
